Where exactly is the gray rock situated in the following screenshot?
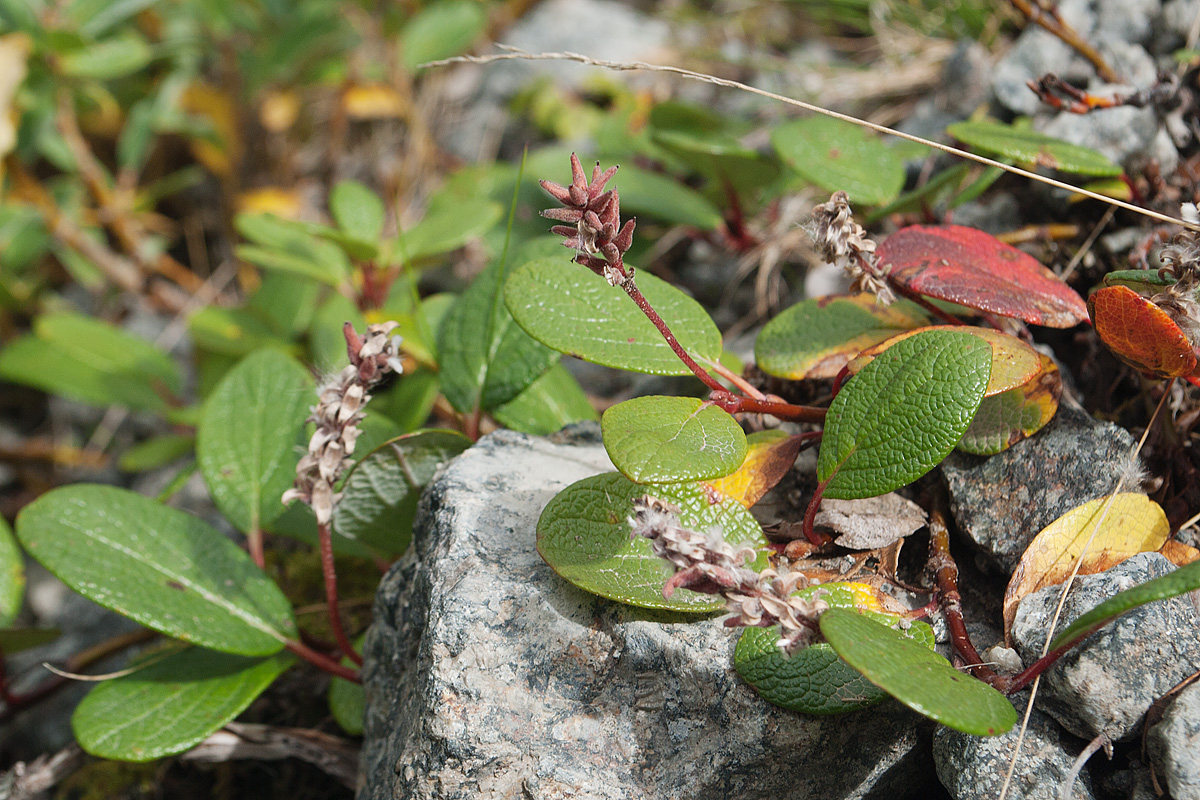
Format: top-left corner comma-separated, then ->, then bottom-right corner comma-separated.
1011,554 -> 1200,741
942,402 -> 1139,574
934,703 -> 1095,800
992,28 -> 1078,116
360,426 -> 938,800
1038,94 -> 1176,174
1147,680 -> 1200,800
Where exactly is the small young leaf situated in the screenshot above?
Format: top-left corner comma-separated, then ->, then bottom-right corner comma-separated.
537,473 -> 768,611
333,430 -> 471,556
602,396 -> 747,484
772,116 -> 906,206
755,294 -> 930,380
947,120 -> 1123,177
197,349 -> 312,534
0,515 -> 23,626
1048,559 -> 1200,652
506,258 -> 723,375
438,260 -> 560,413
59,32 -> 153,79
73,647 -> 293,761
16,486 -> 297,655
818,330 -> 991,499
957,352 -> 1061,455
330,180 -> 385,243
491,361 -> 599,436
235,213 -> 350,286
735,583 -> 935,715
879,225 -> 1090,328
1088,285 -> 1199,378
848,326 -> 1041,398
820,609 -> 1018,735
1002,494 -> 1170,641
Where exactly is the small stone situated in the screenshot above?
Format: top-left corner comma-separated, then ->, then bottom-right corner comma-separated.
1011,554 -> 1200,741
934,702 -> 1096,800
943,402 -> 1139,574
1146,680 -> 1200,800
361,425 -> 939,799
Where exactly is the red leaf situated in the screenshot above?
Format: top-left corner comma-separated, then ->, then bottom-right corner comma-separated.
878,225 -> 1089,328
1088,285 -> 1199,378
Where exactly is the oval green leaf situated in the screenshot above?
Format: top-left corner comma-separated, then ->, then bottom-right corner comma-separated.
613,164 -> 724,230
330,180 -> 385,243
602,396 -> 746,483
197,349 -> 313,534
771,116 -> 906,206
73,647 -> 294,761
0,515 -> 23,626
820,608 -> 1018,735
16,485 -> 297,655
536,473 -> 768,611
818,330 -> 991,499
957,353 -> 1061,455
506,258 -> 722,375
492,361 -> 600,436
400,0 -> 486,69
735,584 -> 935,715
755,294 -> 930,380
947,120 -> 1123,177
333,430 -> 471,555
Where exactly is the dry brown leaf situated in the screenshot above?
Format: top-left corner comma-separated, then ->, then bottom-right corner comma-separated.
1002,493 -> 1169,643
814,493 -> 927,550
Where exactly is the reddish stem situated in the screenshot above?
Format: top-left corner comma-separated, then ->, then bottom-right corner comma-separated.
247,526 -> 265,570
802,477 -> 831,545
318,521 -> 362,667
622,280 -> 726,393
889,280 -> 965,326
285,639 -> 360,683
709,390 -> 827,423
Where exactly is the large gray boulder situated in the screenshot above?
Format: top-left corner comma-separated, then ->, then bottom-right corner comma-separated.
360,426 -> 937,799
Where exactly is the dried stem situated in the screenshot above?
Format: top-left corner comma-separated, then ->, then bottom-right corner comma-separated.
1007,0 -> 1120,82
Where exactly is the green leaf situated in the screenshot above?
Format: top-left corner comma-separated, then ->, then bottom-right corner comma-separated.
330,180 -> 385,243
0,313 -> 183,412
0,515 -> 23,626
188,305 -> 293,359
820,609 -> 1017,735
197,349 -> 312,533
329,634 -> 366,735
0,627 -> 60,653
771,117 -> 906,206
610,164 -> 723,230
755,294 -> 930,380
438,260 -> 559,412
73,647 -> 294,761
602,396 -> 746,483
817,330 -> 990,498
374,368 -> 439,433
506,258 -> 722,375
947,120 -> 1123,177
76,0 -> 158,36
396,181 -> 503,263
399,0 -> 486,69
248,272 -> 321,337
333,430 -> 471,555
235,213 -> 350,286
16,485 -> 297,655
735,584 -> 935,715
1049,559 -> 1200,652
59,32 -> 153,79
119,433 -> 195,473
492,361 -> 599,435
536,473 -> 768,611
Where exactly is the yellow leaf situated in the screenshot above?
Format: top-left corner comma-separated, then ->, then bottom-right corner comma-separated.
181,84 -> 241,178
342,84 -> 407,120
702,430 -> 803,509
1002,493 -> 1169,643
259,90 -> 301,133
235,187 -> 304,219
0,34 -> 32,160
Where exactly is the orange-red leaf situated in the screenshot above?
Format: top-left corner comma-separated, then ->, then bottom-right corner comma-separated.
879,225 -> 1089,328
1088,285 -> 1199,378
847,325 -> 1041,397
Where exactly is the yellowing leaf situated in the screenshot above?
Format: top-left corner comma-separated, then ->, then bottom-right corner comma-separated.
1002,494 -> 1169,642
259,90 -> 301,133
1161,538 -> 1200,567
702,430 -> 804,508
181,84 -> 241,178
342,84 -> 407,120
0,34 -> 32,161
833,580 -> 910,616
235,187 -> 304,219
